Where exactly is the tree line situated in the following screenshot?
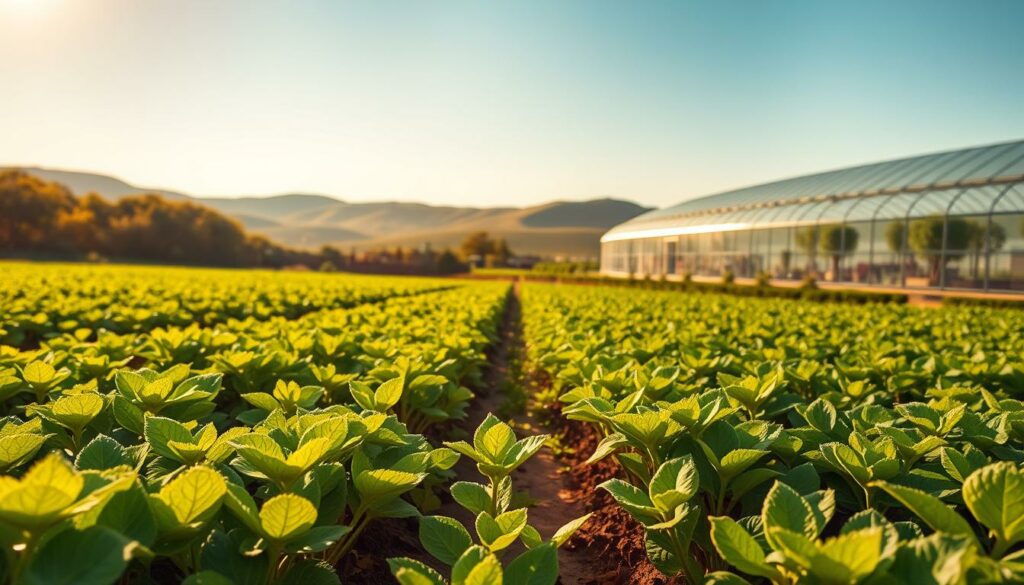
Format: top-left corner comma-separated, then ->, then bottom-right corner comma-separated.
794,217 -> 1011,282
0,170 -> 317,267
0,170 -> 494,274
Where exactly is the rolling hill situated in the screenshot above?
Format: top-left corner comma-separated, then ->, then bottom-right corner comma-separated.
3,166 -> 651,258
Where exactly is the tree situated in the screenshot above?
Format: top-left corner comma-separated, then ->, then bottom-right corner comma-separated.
818,225 -> 859,281
320,245 -> 346,268
0,169 -> 318,268
905,216 -> 971,283
966,221 -> 1006,279
460,231 -> 495,259
0,170 -> 76,250
794,227 -> 820,275
493,238 -> 512,263
436,249 -> 466,274
885,221 -> 905,255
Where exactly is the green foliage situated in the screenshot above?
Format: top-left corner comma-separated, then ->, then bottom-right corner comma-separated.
390,414 -> 590,585
524,283 -> 1024,584
0,266 -> 512,583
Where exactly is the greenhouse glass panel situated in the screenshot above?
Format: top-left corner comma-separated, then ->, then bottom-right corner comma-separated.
967,142 -> 1024,179
947,186 -> 1001,216
913,146 -> 994,187
992,184 -> 1024,215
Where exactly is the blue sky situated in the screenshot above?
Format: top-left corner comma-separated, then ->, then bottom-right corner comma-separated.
1,0 -> 1022,207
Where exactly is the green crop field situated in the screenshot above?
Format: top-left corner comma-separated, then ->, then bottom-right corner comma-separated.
1,261 -> 1023,584
523,285 -> 1024,584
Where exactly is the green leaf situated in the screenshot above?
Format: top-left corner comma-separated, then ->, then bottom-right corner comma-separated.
816,527 -> 885,580
201,529 -> 269,584
649,455 -> 699,512
520,524 -> 543,549
0,433 -> 48,471
939,446 -> 985,483
477,419 -> 516,464
871,481 -> 978,547
584,432 -> 628,465
111,395 -> 145,436
241,392 -> 281,413
551,513 -> 592,548
24,526 -> 133,585
962,462 -> 1024,549
729,468 -> 781,502
709,516 -> 780,581
0,452 -> 85,529
278,559 -> 342,585
419,515 -> 473,565
80,483 -> 158,547
285,525 -> 350,553
50,393 -> 105,431
354,469 -> 426,504
464,553 -> 503,585
389,557 -> 447,585
505,543 -> 558,585
502,435 -> 548,470
144,416 -> 194,461
348,381 -> 376,412
452,546 -> 490,584
224,482 -> 262,534
762,481 -> 817,548
804,399 -> 838,433
260,493 -> 317,541
476,508 -> 528,552
599,479 -> 658,521
155,465 -> 226,526
719,449 -> 769,482
22,362 -> 56,386
76,434 -> 129,471
703,571 -> 753,585
374,376 -> 405,410
450,482 -> 491,515
886,533 -> 969,585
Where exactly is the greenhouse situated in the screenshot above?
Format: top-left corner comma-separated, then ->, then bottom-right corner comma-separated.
601,139 -> 1024,291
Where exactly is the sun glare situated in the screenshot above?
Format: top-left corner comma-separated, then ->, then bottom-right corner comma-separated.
2,0 -> 53,13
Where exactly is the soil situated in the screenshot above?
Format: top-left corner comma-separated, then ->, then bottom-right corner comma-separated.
536,375 -> 681,585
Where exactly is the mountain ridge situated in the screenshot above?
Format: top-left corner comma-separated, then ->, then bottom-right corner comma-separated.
3,166 -> 652,258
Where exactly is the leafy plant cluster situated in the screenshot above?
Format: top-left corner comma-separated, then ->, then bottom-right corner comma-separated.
389,414 -> 591,585
0,266 -> 561,584
0,262 -> 451,346
523,284 -> 1024,584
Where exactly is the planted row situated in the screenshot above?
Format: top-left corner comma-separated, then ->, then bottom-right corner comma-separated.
523,284 -> 1024,583
0,262 -> 450,345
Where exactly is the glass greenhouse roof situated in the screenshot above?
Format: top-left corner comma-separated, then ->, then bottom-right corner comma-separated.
604,139 -> 1024,242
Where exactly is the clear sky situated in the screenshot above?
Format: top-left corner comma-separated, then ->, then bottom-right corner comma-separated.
2,0 -> 1023,208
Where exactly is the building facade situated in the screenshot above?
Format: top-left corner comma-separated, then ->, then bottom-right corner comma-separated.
601,140 -> 1024,292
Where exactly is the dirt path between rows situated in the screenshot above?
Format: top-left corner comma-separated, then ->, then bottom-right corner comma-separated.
349,283 -> 626,584
437,282 -> 610,584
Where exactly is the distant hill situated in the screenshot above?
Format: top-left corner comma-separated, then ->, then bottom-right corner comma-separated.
4,166 -> 651,258
4,167 -> 191,201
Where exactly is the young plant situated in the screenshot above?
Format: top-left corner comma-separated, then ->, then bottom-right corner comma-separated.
390,414 -> 590,585
240,379 -> 325,423
0,452 -> 136,582
223,488 -> 349,583
18,361 -> 71,403
600,455 -> 705,582
444,414 -> 547,516
112,366 -> 223,431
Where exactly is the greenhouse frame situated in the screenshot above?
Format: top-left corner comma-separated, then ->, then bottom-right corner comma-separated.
601,139 -> 1024,292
